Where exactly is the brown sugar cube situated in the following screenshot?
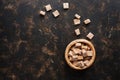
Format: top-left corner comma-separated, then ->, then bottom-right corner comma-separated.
82,49 -> 87,57
84,57 -> 91,60
84,19 -> 91,24
73,61 -> 84,67
71,55 -> 79,61
83,53 -> 87,57
75,43 -> 82,47
75,14 -> 81,19
75,28 -> 80,36
69,56 -> 73,61
68,50 -> 73,57
72,48 -> 81,54
40,10 -> 46,16
81,45 -> 88,50
72,55 -> 78,59
81,49 -> 86,54
87,46 -> 91,50
77,56 -> 83,60
73,61 -> 79,67
87,32 -> 94,39
71,58 -> 78,61
78,50 -> 82,55
69,56 -> 77,62
86,51 -> 93,56
78,61 -> 84,68
52,10 -> 60,17
63,3 -> 69,9
72,48 -> 82,55
73,19 -> 81,25
45,4 -> 52,11
84,60 -> 90,66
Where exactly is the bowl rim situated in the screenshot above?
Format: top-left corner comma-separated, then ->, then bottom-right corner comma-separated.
65,39 -> 96,70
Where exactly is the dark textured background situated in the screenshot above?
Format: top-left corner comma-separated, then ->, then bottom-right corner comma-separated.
0,0 -> 120,80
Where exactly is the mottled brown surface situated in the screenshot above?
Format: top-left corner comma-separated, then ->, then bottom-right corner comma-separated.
0,0 -> 120,80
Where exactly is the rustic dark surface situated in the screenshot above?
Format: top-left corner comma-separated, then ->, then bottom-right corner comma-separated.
0,0 -> 120,80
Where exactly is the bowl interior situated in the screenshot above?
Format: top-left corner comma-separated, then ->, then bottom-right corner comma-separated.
65,39 -> 96,70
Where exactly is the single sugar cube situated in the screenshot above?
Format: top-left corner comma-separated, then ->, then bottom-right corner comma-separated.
84,60 -> 90,66
72,55 -> 78,59
77,56 -> 83,60
87,32 -> 94,39
87,46 -> 91,50
52,10 -> 60,17
84,19 -> 91,24
78,61 -> 84,68
75,28 -> 80,36
73,19 -> 80,25
81,45 -> 88,50
86,51 -> 93,56
68,50 -> 73,57
40,10 -> 46,16
73,61 -> 84,67
75,43 -> 82,47
72,48 -> 81,54
45,4 -> 52,11
82,49 -> 87,57
63,3 -> 69,9
73,61 -> 79,67
69,56 -> 73,61
82,49 -> 86,54
71,57 -> 78,61
75,14 -> 81,19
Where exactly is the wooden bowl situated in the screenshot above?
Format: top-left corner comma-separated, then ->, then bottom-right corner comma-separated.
65,39 -> 96,70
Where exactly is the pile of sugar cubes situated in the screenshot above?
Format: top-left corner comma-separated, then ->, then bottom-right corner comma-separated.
68,42 -> 93,68
39,3 -> 94,39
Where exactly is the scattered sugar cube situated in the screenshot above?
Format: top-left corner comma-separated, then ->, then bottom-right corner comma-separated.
75,14 -> 81,19
75,43 -> 82,47
86,51 -> 93,56
84,19 -> 91,24
52,10 -> 60,17
40,10 -> 46,16
63,3 -> 69,9
87,32 -> 94,39
73,19 -> 81,25
45,4 -> 52,11
75,28 -> 80,36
